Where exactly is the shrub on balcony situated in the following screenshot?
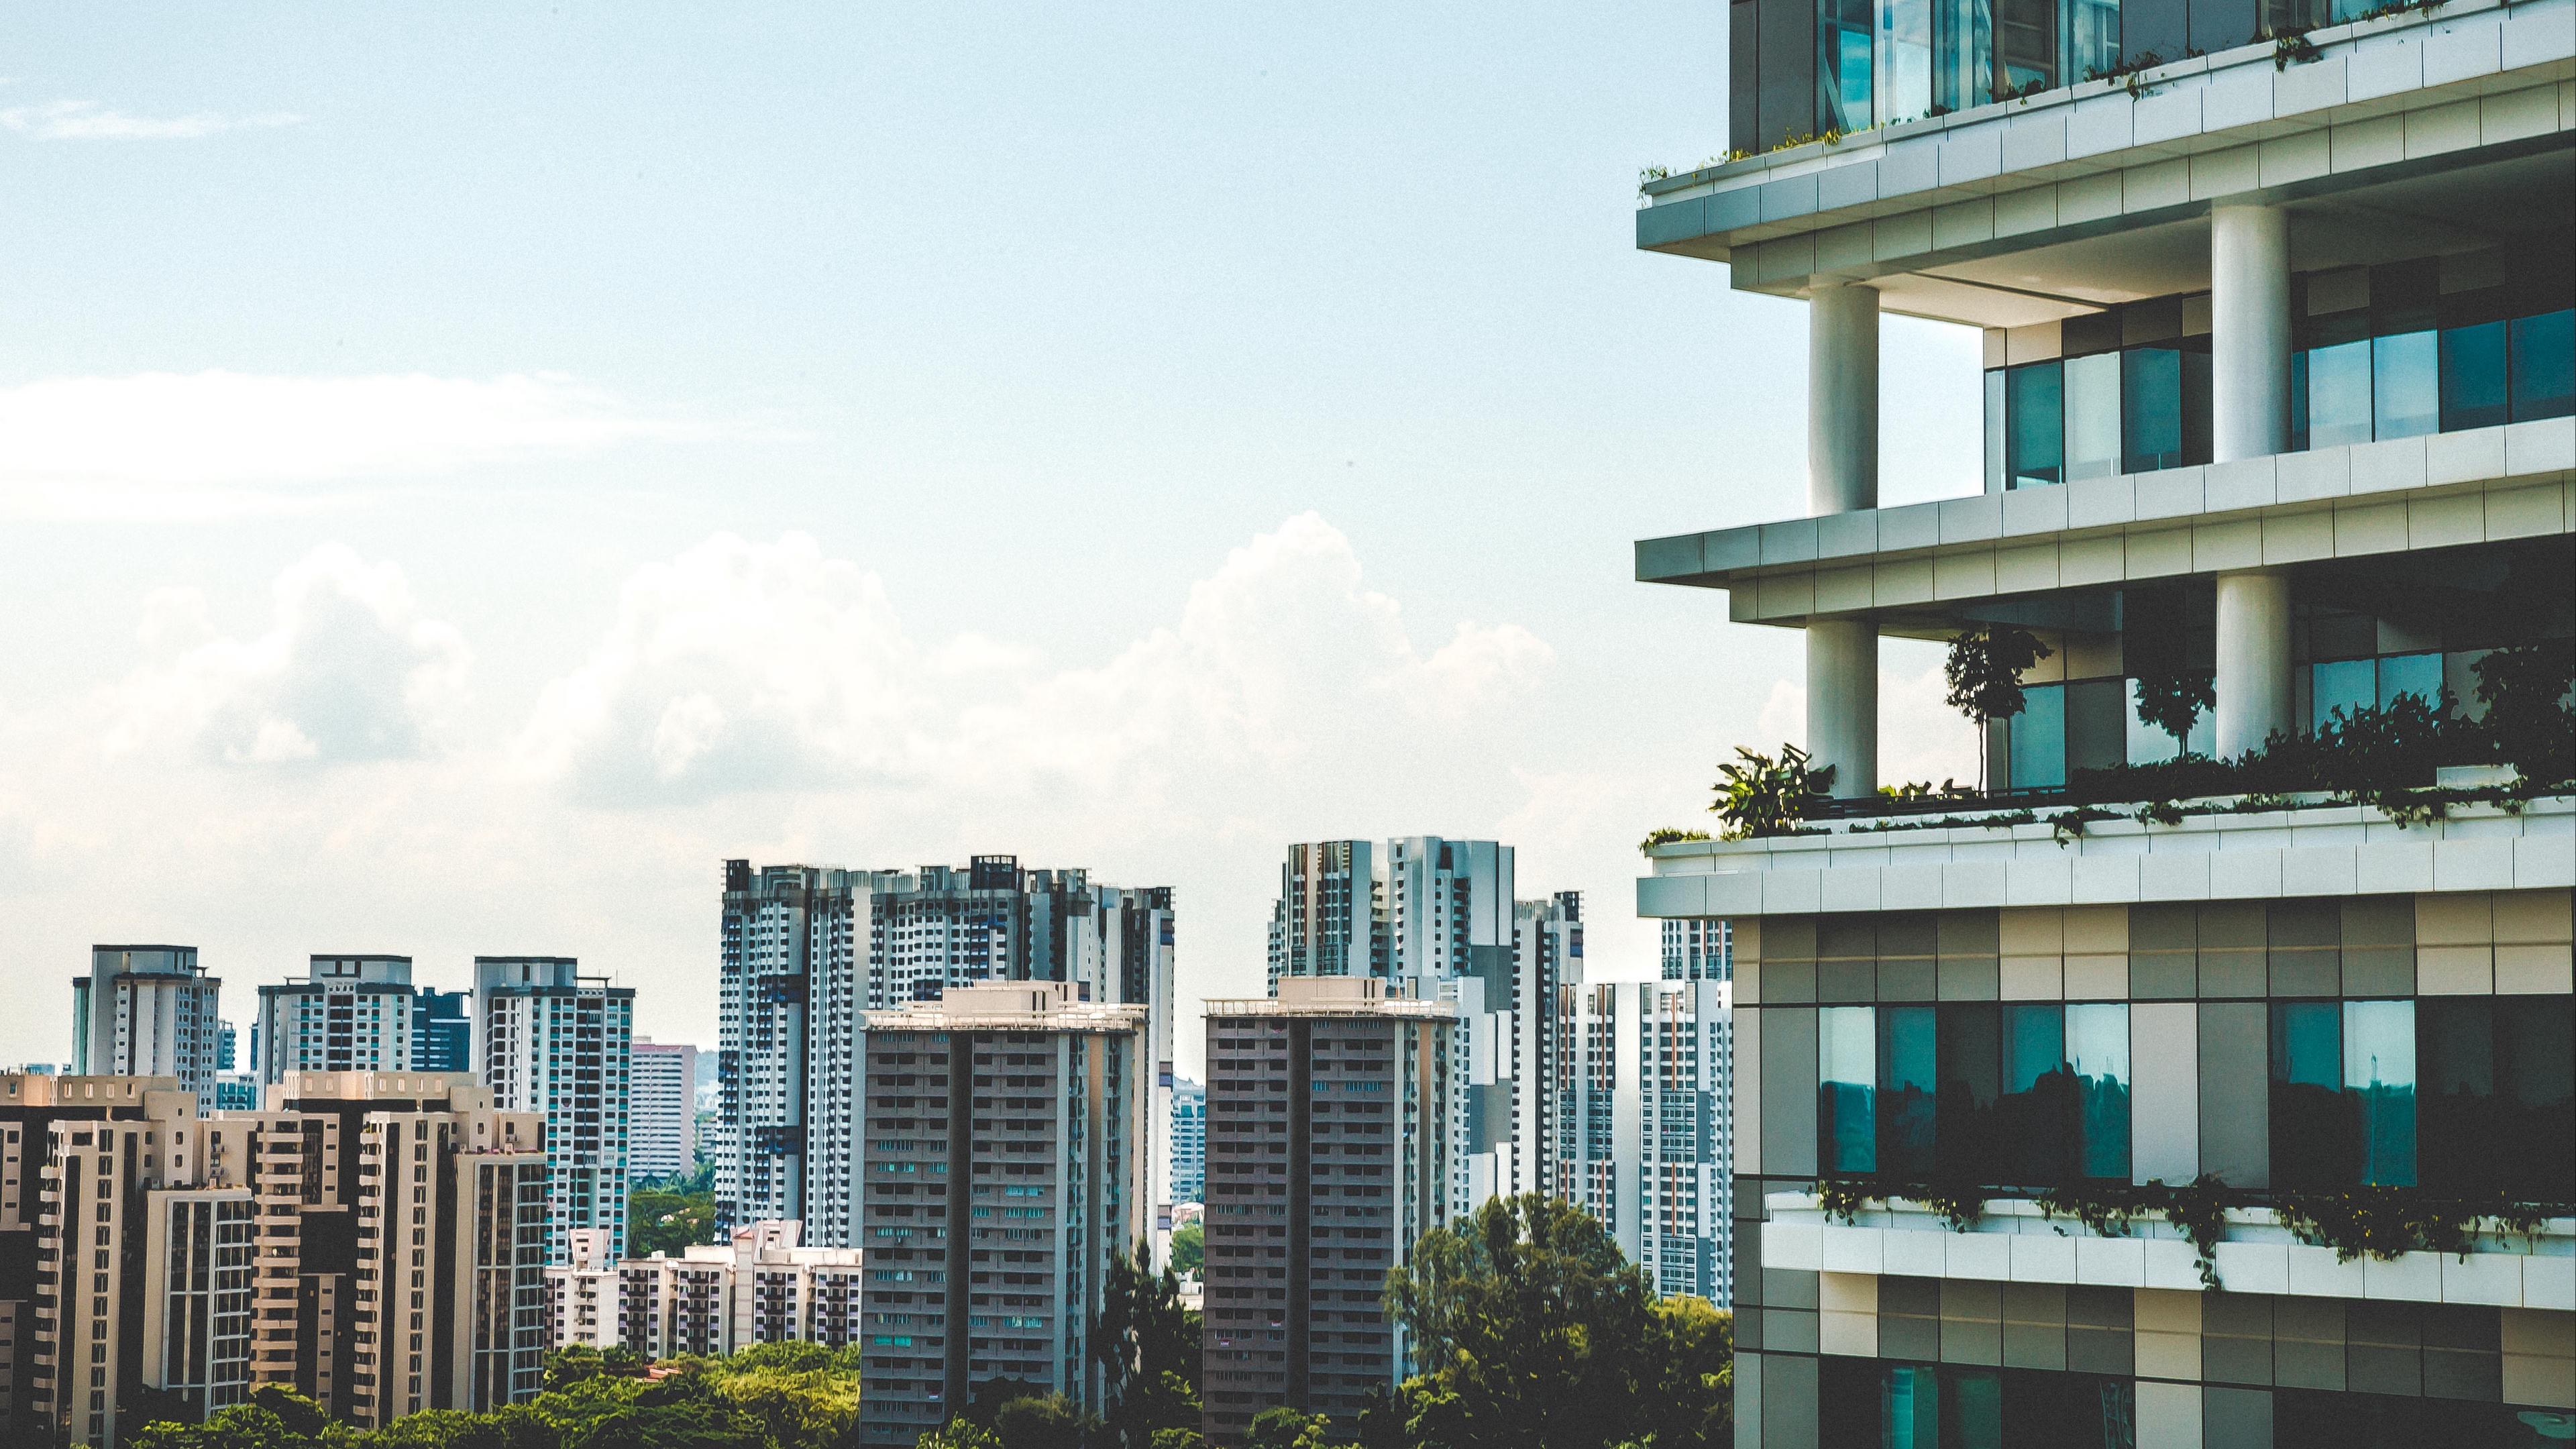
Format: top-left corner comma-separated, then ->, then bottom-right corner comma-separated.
1708,744 -> 1834,839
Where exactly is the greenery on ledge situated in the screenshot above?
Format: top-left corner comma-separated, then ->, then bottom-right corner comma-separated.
1812,1176 -> 2565,1293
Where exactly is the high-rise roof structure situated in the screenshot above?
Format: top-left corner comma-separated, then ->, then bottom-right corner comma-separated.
1633,7 -> 2576,1436
474,957 -> 635,1264
70,945 -> 222,1112
254,955 -> 417,1083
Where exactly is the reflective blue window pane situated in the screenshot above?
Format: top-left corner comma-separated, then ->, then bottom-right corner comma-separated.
2345,1000 -> 2416,1187
1820,0 -> 1876,131
2000,1004 -> 2067,1183
2440,321 -> 2509,432
2067,0 -> 2119,78
2373,330 -> 2439,439
1884,1364 -> 1940,1449
2125,676 -> 2213,763
2122,347 -> 2183,473
2007,362 -> 2063,487
1821,1005 -> 1878,1173
2307,339 -> 2373,448
2310,657 -> 2374,731
2009,684 -> 2065,789
1878,0 -> 1934,122
1879,1006 -> 1937,1176
2271,1000 -> 2346,1189
2378,652 -> 2442,710
1943,1368 -> 2003,1449
2512,309 -> 2575,421
2063,351 -> 2122,482
2290,350 -> 2310,451
1933,0 -> 1992,113
2068,1003 -> 2131,1181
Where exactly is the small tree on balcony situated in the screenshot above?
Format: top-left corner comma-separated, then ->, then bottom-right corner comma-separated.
1943,624 -> 2052,791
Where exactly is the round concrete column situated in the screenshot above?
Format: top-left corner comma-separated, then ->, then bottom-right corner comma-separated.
1808,619 -> 1879,797
1808,282 -> 1881,514
1806,282 -> 1882,797
2211,204 -> 2291,463
2214,568 -> 2294,758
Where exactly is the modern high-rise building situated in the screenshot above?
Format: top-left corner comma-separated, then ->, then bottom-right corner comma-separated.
631,1038 -> 700,1181
1170,1077 -> 1207,1205
1267,840 -> 1568,1212
70,945 -> 222,1111
254,955 -> 418,1083
216,1020 -> 238,1072
1633,9 -> 2576,1436
412,988 -> 473,1072
849,981 -> 1152,1444
474,957 -> 635,1263
1199,977 -> 1456,1444
716,857 -> 1176,1250
1,1071 -> 548,1444
1550,967 -> 1735,1305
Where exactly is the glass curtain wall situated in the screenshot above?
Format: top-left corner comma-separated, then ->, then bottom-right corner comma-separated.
2271,1000 -> 2418,1189
1822,1004 -> 2131,1184
2292,248 -> 2576,449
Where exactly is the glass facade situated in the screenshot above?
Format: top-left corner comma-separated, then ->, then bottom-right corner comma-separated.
2418,995 -> 2576,1203
1986,299 -> 2213,493
1821,1361 -> 2139,1448
1820,1003 -> 2131,1185
2270,1000 -> 2417,1189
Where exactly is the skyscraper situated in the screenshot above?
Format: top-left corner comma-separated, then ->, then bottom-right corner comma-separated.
716,857 -> 1176,1248
1634,13 -> 2576,1435
850,982 -> 1152,1444
412,988 -> 472,1072
254,955 -> 418,1083
1169,1077 -> 1206,1205
1199,977 -> 1455,1442
70,945 -> 222,1111
631,1038 -> 700,1181
474,957 -> 635,1263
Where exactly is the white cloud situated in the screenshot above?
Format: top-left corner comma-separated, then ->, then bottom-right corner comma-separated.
515,514 -> 1554,808
0,371 -> 724,519
1,100 -> 302,140
107,545 -> 470,766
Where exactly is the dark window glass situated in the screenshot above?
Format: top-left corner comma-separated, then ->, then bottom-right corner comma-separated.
2002,1369 -> 2137,1449
1934,0 -> 1992,112
2121,346 -> 2183,473
1731,0 -> 1761,154
1945,1368 -> 2005,1449
2065,680 -> 2127,773
1818,0 -> 1874,132
2511,309 -> 2575,421
1999,1004 -> 2068,1183
2121,0 -> 2186,66
2420,998 -> 2498,1194
1757,0 -> 1818,152
2445,995 -> 2576,1203
2269,1000 -> 2348,1189
2274,1387 -> 2554,1448
2290,349 -> 2309,451
2440,320 -> 2509,431
1937,1005 -> 2002,1181
1992,0 -> 2055,95
2185,0 -> 2249,58
2006,361 -> 2063,487
1880,1005 -> 1939,1177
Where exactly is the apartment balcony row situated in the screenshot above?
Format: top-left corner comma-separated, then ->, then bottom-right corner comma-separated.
1642,0 -> 2573,315
1764,1191 -> 2575,1306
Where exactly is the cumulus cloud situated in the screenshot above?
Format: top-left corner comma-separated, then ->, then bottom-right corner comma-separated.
0,371 -> 725,519
515,514 -> 1553,806
1,100 -> 302,140
107,545 -> 470,766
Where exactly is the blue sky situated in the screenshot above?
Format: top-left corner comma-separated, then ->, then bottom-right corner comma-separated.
1,3 -> 1983,1075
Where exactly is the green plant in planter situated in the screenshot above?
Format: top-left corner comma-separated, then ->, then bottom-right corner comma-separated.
1639,827 -> 1710,852
1709,743 -> 1835,839
2474,642 -> 2576,786
1943,625 -> 2052,791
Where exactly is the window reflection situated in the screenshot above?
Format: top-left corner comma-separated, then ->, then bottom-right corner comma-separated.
2010,684 -> 2066,790
2006,362 -> 2063,488
2067,1004 -> 2131,1181
2512,310 -> 2575,420
2372,330 -> 2439,439
1821,1005 -> 1878,1173
1820,0 -> 1876,133
2063,352 -> 2122,482
2306,339 -> 2373,447
2271,1000 -> 2418,1190
2440,321 -> 2508,431
1879,1006 -> 1938,1177
2344,1000 -> 2416,1187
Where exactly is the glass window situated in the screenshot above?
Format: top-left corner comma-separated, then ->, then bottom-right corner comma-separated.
1933,0 -> 1992,113
1879,1006 -> 1938,1177
1937,1005 -> 2002,1181
1821,1006 -> 1877,1173
2182,342 -> 2212,465
2377,652 -> 2441,710
1884,1363 -> 1940,1448
2125,676 -> 2214,763
2009,684 -> 2065,790
2306,339 -> 2373,448
2270,1000 -> 2347,1190
1819,0 -> 1876,132
1878,0 -> 1934,122
2372,330 -> 2439,439
2512,309 -> 2575,421
2067,1003 -> 2131,1181
2422,996 -> 2575,1201
2309,657 -> 2374,731
2344,1000 -> 2415,1187
2122,346 -> 2183,474
2065,0 -> 2119,79
2000,1004 -> 2068,1183
2062,350 -> 2122,482
2289,349 -> 2310,451
1991,0 -> 2054,95
2006,361 -> 2063,488
1984,370 -> 2006,493
2440,320 -> 2509,431
2499,996 -> 2575,1203
1943,1368 -> 2004,1449
2065,679 -> 2127,773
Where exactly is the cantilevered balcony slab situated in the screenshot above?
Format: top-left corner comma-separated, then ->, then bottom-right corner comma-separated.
1635,416 -> 2574,628
1635,795 -> 2576,918
1636,0 -> 2576,321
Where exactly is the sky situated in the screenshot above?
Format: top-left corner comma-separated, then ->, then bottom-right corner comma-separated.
0,2 -> 1985,1081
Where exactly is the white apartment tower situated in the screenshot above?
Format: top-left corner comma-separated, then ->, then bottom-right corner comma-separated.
631,1038 -> 700,1181
70,946 -> 222,1112
1170,1077 -> 1207,1205
253,955 -> 418,1083
716,857 -> 1176,1251
851,982 -> 1152,1444
474,957 -> 635,1264
1634,3 -> 2576,1438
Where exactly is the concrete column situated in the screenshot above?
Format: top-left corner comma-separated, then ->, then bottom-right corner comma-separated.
2214,568 -> 2293,758
2210,204 -> 2291,463
1807,282 -> 1880,514
1807,282 -> 1880,796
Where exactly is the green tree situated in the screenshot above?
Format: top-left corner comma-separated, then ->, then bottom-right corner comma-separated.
991,1393 -> 1085,1449
914,1424 -> 1004,1449
1383,1194 -> 1654,1449
628,1181 -> 717,1258
1943,624 -> 2053,790
1168,1220 -> 1203,1275
1243,1406 -> 1339,1449
1638,1295 -> 1735,1448
1093,1238 -> 1203,1448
